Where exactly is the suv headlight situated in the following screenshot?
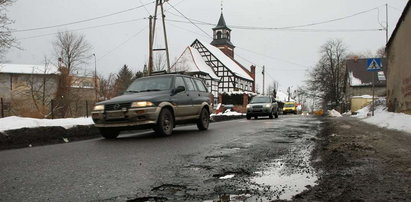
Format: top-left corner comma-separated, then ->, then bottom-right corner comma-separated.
265,104 -> 271,108
131,101 -> 154,108
93,105 -> 104,111
246,104 -> 251,109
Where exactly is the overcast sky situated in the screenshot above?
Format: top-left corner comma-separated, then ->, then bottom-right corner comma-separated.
4,0 -> 408,93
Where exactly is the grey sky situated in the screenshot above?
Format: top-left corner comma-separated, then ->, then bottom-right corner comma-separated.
4,0 -> 408,93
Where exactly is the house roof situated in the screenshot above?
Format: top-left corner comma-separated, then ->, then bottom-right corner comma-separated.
0,64 -> 59,75
171,47 -> 219,80
346,58 -> 387,87
194,39 -> 253,81
387,1 -> 411,48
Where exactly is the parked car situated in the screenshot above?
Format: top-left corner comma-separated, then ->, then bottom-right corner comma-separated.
283,102 -> 297,114
91,74 -> 211,138
246,96 -> 279,119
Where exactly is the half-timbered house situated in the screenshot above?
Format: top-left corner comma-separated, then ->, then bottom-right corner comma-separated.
171,13 -> 256,104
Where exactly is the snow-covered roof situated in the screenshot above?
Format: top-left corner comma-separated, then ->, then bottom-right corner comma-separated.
0,64 -> 59,75
171,47 -> 219,80
196,40 -> 253,81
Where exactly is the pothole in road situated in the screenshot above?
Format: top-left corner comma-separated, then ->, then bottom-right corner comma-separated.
127,196 -> 168,202
251,146 -> 318,201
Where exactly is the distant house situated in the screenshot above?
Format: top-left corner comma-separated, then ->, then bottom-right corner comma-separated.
386,1 -> 411,114
344,58 -> 387,112
171,13 -> 256,106
0,64 -> 98,117
0,64 -> 59,117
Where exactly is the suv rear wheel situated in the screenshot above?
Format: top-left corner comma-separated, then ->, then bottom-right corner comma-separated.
154,108 -> 174,136
197,108 -> 210,130
99,128 -> 120,139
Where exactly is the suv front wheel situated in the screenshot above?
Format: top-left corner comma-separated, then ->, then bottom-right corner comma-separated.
197,108 -> 210,130
154,108 -> 174,136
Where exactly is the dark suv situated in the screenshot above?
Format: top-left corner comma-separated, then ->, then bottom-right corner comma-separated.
91,74 -> 211,138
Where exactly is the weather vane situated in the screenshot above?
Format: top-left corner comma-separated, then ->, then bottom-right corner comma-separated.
221,0 -> 223,12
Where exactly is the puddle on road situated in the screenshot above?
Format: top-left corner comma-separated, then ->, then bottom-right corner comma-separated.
251,145 -> 318,201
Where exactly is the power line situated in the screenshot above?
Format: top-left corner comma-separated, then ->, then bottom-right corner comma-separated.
165,1 -> 212,39
12,1 -> 154,33
98,28 -> 147,61
17,18 -> 146,40
165,5 -> 384,32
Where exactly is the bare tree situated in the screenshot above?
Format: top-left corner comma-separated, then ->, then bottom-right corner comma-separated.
153,52 -> 167,72
307,39 -> 347,110
0,0 -> 16,59
99,73 -> 116,100
53,31 -> 92,117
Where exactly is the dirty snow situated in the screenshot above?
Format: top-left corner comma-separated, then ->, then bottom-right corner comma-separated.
353,104 -> 411,134
328,109 -> 342,117
211,109 -> 244,117
0,116 -> 93,132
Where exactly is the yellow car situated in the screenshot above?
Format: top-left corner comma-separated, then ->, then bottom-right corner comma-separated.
283,102 -> 297,115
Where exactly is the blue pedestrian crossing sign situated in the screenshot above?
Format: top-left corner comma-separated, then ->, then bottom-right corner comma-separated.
367,58 -> 382,72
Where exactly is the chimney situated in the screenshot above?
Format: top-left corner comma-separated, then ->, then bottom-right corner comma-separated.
250,65 -> 256,92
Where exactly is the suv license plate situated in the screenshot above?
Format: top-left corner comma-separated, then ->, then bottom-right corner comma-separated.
106,112 -> 125,119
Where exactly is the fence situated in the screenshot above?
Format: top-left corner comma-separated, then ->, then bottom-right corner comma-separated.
0,97 -> 96,119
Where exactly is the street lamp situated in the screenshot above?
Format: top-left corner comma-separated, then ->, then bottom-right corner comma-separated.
92,54 -> 97,102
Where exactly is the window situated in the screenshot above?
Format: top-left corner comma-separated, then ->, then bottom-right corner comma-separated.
216,31 -> 222,39
183,77 -> 196,91
174,76 -> 185,88
194,79 -> 207,92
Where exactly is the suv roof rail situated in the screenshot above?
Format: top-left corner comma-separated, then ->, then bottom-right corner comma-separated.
151,70 -> 168,75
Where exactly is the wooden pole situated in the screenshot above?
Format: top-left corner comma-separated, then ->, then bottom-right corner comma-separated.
148,15 -> 153,76
1,97 -> 4,118
160,1 -> 171,72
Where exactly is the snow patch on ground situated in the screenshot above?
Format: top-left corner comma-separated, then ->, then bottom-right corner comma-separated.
211,109 -> 244,117
0,116 -> 94,132
352,100 -> 411,134
328,109 -> 342,117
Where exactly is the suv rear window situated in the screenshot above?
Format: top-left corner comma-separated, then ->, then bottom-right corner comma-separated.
183,77 -> 196,91
194,79 -> 207,92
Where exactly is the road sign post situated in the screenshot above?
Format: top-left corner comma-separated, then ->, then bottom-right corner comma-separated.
366,58 -> 383,116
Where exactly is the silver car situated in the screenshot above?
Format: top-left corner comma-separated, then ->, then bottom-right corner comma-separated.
246,96 -> 279,120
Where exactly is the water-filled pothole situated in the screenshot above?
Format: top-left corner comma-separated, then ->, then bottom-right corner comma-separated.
251,146 -> 318,201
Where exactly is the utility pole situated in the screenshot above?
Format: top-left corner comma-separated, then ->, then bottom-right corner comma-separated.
262,66 -> 265,95
148,16 -> 153,76
93,53 -> 97,101
148,0 -> 171,75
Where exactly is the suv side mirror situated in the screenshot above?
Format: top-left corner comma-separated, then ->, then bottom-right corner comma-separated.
173,86 -> 185,94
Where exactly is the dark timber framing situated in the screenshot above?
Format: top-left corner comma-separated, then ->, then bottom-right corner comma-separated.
191,40 -> 253,94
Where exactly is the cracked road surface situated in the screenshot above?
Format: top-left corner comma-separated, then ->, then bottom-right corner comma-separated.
0,116 -> 322,201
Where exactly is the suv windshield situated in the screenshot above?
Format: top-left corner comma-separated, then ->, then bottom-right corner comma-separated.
250,97 -> 271,103
126,76 -> 172,93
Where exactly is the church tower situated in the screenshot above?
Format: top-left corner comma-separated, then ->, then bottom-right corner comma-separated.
211,13 -> 235,58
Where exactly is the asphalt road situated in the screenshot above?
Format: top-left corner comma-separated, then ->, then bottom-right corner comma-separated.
0,115 -> 322,201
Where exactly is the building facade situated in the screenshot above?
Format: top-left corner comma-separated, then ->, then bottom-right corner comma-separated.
386,1 -> 411,114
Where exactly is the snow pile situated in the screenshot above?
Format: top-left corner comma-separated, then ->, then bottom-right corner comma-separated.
352,100 -> 411,134
0,116 -> 94,132
328,109 -> 342,117
362,108 -> 411,133
211,109 -> 244,117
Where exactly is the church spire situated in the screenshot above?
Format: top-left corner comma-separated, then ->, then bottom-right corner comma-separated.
211,11 -> 235,58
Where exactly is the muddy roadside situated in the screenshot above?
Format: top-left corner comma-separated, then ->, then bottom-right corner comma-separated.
295,117 -> 411,201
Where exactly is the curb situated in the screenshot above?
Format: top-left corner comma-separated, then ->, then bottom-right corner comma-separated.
0,115 -> 246,151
